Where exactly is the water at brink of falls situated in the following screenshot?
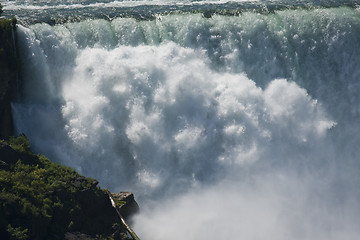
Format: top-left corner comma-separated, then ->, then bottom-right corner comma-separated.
2,0 -> 360,239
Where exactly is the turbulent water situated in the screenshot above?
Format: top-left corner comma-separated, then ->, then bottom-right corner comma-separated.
2,0 -> 360,239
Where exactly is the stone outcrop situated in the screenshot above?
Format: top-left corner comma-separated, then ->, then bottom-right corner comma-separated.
112,192 -> 140,221
0,141 -> 19,168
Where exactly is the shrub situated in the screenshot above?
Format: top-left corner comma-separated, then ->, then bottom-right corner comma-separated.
6,225 -> 29,240
0,136 -> 127,239
9,135 -> 31,153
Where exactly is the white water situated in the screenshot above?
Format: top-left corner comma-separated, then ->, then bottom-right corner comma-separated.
12,7 -> 360,239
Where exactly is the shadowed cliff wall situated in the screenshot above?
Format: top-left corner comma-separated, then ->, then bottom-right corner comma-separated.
0,17 -> 18,140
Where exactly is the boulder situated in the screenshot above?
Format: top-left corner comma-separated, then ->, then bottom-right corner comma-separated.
112,192 -> 140,221
0,142 -> 20,167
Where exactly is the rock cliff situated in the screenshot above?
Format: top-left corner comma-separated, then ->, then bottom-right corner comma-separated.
0,17 -> 18,140
0,135 -> 139,240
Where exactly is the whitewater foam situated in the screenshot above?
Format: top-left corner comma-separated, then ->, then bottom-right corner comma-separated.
14,32 -> 336,195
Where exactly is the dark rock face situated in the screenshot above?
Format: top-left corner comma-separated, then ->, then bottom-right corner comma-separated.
0,142 -> 19,167
112,192 -> 140,221
64,232 -> 95,240
70,188 -> 119,237
0,19 -> 18,140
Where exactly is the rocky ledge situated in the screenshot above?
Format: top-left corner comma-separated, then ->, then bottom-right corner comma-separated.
112,192 -> 140,222
0,135 -> 139,240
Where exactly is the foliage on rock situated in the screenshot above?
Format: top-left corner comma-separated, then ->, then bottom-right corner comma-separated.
0,135 -> 131,240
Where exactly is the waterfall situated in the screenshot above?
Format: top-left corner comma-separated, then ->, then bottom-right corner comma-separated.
8,2 -> 360,239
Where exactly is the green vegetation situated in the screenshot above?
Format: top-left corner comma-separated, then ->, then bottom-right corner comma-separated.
113,198 -> 127,207
0,135 -> 130,240
0,3 -> 16,31
0,17 -> 17,31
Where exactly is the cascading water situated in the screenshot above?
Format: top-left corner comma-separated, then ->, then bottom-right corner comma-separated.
3,0 -> 360,239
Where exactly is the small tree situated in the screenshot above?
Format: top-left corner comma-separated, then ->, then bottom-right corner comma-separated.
0,4 -> 3,16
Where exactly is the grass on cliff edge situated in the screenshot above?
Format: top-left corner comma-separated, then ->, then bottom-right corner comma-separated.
0,3 -> 17,31
0,135 -> 130,240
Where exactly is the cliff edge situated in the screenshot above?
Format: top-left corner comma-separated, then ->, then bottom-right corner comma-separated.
0,17 -> 19,140
0,135 -> 139,240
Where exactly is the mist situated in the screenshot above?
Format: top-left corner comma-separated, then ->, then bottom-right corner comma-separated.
134,168 -> 360,240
